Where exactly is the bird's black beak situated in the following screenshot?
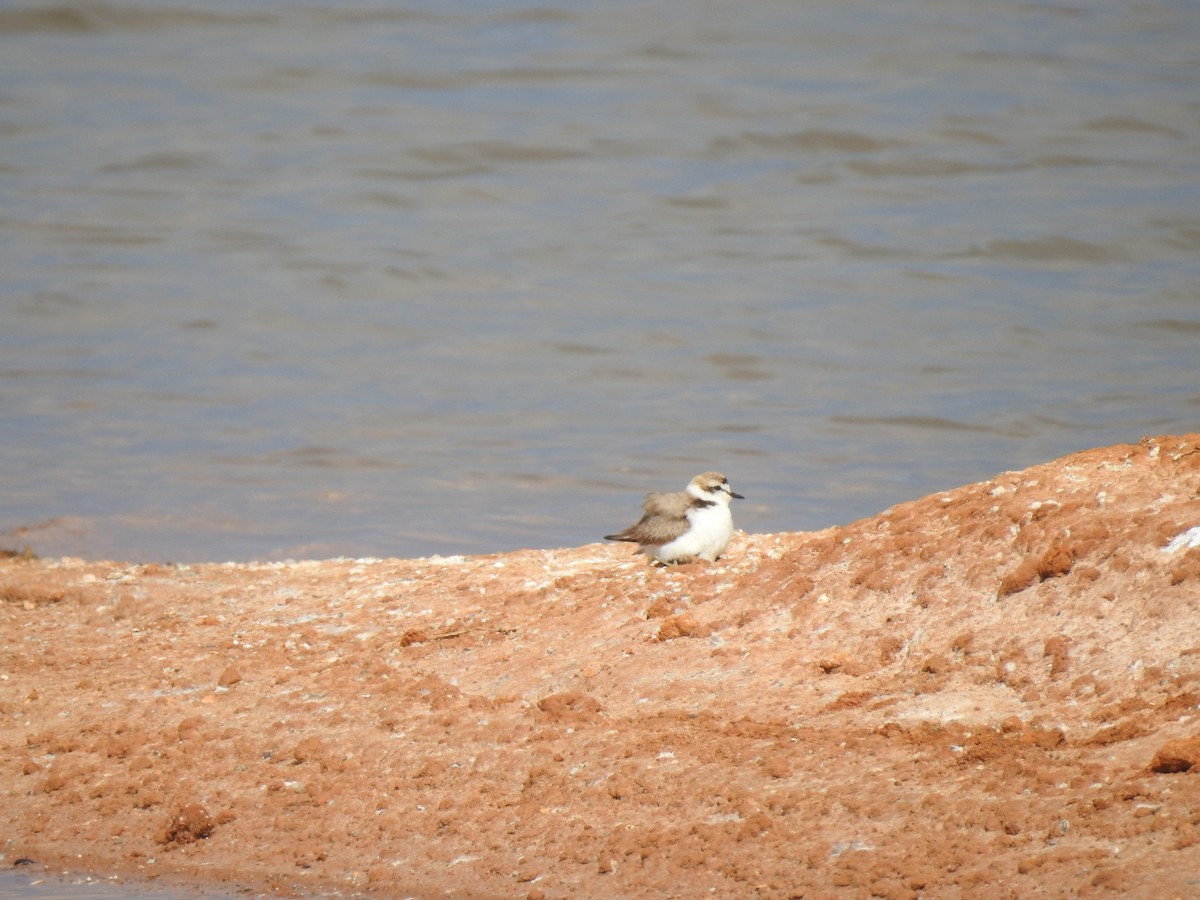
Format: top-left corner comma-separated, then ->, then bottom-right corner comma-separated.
731,491 -> 745,499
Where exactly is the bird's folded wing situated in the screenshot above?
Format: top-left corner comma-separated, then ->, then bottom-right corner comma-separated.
606,489 -> 699,544
621,513 -> 690,545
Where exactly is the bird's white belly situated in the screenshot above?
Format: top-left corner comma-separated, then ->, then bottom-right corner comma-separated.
653,504 -> 734,563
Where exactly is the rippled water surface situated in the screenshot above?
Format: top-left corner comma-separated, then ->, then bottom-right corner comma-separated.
2,0 -> 1198,563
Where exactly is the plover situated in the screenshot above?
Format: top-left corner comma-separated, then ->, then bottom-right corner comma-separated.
605,471 -> 745,565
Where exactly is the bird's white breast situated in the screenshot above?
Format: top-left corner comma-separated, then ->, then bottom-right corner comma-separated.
654,502 -> 734,563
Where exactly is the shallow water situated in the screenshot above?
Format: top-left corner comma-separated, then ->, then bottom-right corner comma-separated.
2,0 -> 1198,563
0,868 -> 204,899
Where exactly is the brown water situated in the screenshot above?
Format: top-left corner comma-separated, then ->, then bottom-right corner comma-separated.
1,0 -> 1198,564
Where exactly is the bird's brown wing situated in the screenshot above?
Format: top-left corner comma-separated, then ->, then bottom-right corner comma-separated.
605,490 -> 694,545
606,513 -> 690,545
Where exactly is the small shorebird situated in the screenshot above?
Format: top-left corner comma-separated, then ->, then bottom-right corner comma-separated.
605,471 -> 744,565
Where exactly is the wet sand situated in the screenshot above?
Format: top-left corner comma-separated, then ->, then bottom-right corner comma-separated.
3,435 -> 1200,897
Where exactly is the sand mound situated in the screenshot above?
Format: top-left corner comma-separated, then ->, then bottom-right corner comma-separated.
3,434 -> 1200,897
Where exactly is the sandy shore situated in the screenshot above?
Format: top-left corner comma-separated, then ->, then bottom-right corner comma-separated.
3,434 -> 1200,898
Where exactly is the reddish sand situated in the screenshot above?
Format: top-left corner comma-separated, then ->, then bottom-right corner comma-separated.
3,434 -> 1200,898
